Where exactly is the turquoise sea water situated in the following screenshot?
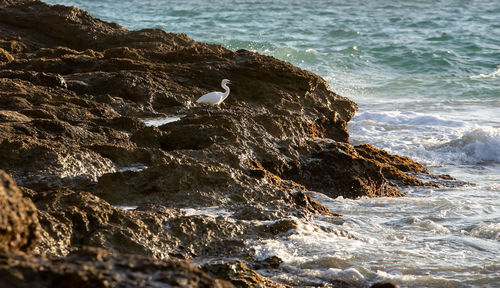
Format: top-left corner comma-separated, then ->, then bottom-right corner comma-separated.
44,1 -> 500,287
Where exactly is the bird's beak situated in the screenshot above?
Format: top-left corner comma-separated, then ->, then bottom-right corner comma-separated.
227,81 -> 232,85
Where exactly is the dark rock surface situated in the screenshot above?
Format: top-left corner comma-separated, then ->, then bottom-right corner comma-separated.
203,261 -> 289,288
0,170 -> 40,253
0,0 -> 441,286
0,247 -> 234,288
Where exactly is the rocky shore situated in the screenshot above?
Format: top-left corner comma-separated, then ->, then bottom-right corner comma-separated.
0,1 -> 445,287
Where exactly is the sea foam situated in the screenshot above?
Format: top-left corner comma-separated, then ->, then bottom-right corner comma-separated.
470,66 -> 500,79
432,127 -> 500,164
353,111 -> 464,127
350,110 -> 500,165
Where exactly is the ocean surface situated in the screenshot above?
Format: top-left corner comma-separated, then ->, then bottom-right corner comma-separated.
45,0 -> 500,287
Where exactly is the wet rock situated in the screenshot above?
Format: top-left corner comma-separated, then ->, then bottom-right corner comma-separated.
355,144 -> 428,174
203,261 -> 289,288
232,205 -> 286,221
30,188 -> 259,260
0,170 -> 40,253
0,246 -> 235,288
253,256 -> 284,269
354,144 -> 436,187
267,218 -> 301,235
0,1 -> 441,287
436,174 -> 455,180
31,188 -> 178,258
293,191 -> 342,216
289,142 -> 405,198
167,215 -> 248,257
283,141 -> 440,198
370,282 -> 400,288
0,139 -> 117,190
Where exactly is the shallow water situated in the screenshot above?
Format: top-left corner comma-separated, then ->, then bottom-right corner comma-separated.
45,0 -> 500,286
251,189 -> 499,286
142,116 -> 181,127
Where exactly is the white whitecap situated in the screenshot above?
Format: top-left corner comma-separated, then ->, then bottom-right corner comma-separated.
431,127 -> 500,164
353,111 -> 464,127
325,267 -> 365,282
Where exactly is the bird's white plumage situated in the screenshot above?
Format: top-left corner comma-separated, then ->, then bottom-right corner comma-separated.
196,79 -> 231,105
196,91 -> 225,105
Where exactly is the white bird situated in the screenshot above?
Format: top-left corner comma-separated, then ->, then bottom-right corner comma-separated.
196,79 -> 231,106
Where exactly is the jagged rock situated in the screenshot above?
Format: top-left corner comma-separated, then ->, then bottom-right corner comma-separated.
0,0 -> 430,204
254,256 -> 284,269
0,47 -> 13,64
31,188 -> 251,259
0,1 -> 442,287
0,139 -> 117,190
0,247 -> 235,288
282,142 -> 399,198
370,282 -> 400,288
0,170 -> 40,253
32,188 -> 177,258
30,188 -> 286,261
354,144 -> 436,187
293,191 -> 342,216
0,70 -> 66,88
203,261 -> 290,288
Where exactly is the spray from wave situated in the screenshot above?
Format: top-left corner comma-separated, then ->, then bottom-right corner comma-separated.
430,127 -> 500,164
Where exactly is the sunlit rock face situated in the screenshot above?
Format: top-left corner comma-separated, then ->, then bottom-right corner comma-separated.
0,1 -> 435,287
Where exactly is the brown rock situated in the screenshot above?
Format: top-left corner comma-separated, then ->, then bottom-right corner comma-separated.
0,47 -> 13,64
0,1 -> 441,286
0,70 -> 67,88
370,282 -> 400,288
293,191 -> 342,216
0,246 -> 235,288
0,110 -> 30,122
0,170 -> 40,253
355,144 -> 437,187
289,142 -> 405,198
355,144 -> 428,173
253,256 -> 284,269
31,188 -> 261,260
204,261 -> 289,288
32,188 -> 177,258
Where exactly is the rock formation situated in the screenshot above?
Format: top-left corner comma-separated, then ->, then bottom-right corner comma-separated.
0,0 -> 440,286
0,246 -> 235,288
0,170 -> 40,253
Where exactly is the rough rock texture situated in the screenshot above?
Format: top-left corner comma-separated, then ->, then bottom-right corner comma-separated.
0,0 -> 433,203
0,0 -> 440,286
203,261 -> 290,288
0,247 -> 234,288
0,170 -> 40,253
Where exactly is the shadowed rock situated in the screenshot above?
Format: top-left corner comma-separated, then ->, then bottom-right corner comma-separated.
0,247 -> 235,288
0,0 -> 432,204
0,1 -> 445,287
0,170 -> 40,253
203,261 -> 290,288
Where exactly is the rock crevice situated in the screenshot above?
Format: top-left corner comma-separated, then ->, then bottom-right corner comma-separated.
0,1 -> 440,286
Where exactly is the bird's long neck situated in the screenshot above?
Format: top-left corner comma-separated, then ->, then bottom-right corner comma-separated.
221,83 -> 230,101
